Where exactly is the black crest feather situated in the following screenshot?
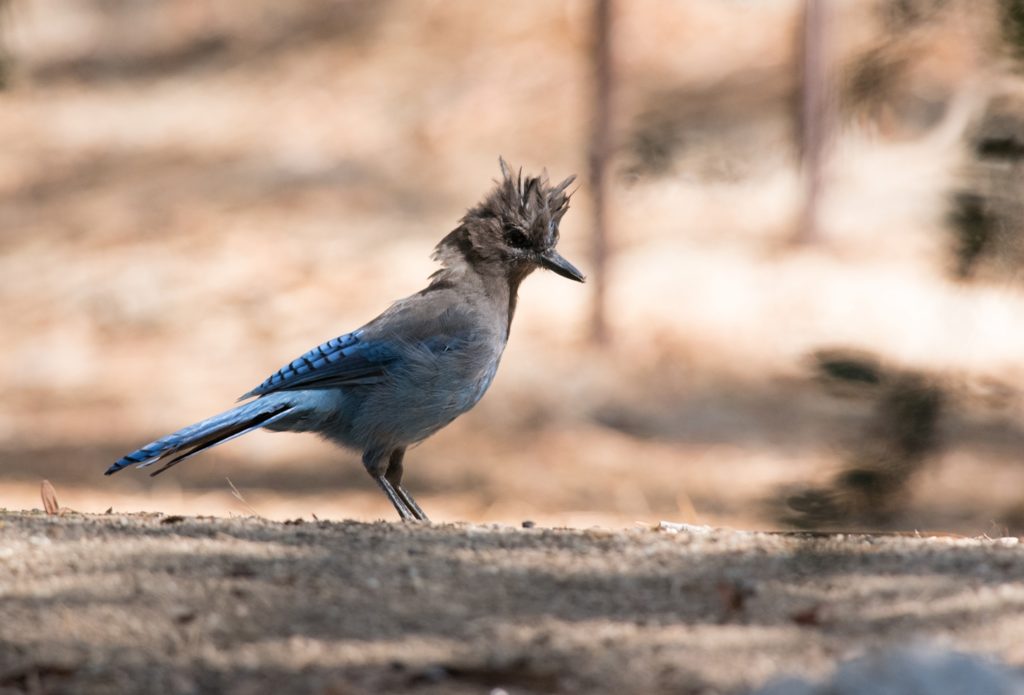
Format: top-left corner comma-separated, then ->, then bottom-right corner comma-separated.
486,156 -> 575,227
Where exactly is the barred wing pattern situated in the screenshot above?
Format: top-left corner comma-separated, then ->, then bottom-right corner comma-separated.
241,330 -> 391,398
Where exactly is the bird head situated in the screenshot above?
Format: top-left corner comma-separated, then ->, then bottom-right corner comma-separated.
436,157 -> 585,284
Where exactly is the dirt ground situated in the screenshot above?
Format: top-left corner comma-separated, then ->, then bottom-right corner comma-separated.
3,510 -> 1024,695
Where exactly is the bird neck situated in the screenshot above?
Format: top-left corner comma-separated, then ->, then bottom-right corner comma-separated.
431,229 -> 533,339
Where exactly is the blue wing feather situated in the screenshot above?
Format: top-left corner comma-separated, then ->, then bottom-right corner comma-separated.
241,329 -> 393,399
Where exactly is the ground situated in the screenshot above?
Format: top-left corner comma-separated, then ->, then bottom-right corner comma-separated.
3,510 -> 1024,695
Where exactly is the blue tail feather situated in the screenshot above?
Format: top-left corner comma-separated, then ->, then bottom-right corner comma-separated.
107,398 -> 294,476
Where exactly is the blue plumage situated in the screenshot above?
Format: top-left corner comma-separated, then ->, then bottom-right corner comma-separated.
107,396 -> 295,475
240,330 -> 370,398
108,159 -> 583,521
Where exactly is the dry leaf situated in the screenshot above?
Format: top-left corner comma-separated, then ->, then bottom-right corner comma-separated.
41,480 -> 60,516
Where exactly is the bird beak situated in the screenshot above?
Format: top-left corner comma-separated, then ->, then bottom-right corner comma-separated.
539,250 -> 586,283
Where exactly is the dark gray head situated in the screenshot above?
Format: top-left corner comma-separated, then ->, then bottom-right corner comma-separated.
434,157 -> 585,284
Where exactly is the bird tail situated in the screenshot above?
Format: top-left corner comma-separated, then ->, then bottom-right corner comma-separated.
106,396 -> 295,477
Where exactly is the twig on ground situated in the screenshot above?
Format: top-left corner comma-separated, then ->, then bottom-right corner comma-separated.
225,477 -> 261,517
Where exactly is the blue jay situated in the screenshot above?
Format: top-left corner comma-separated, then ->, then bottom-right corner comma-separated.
107,158 -> 584,521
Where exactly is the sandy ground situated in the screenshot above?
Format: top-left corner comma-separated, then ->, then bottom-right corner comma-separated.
3,510 -> 1024,695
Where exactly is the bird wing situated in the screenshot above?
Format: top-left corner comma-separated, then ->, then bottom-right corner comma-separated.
240,297 -> 483,400
240,329 -> 393,399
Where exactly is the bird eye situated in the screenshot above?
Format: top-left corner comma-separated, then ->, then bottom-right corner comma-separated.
505,226 -> 530,248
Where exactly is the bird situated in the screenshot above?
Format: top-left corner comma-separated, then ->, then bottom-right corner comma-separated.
106,158 -> 584,521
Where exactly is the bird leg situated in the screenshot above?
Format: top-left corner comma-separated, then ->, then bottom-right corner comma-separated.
363,448 -> 416,521
374,475 -> 416,522
385,448 -> 430,522
363,447 -> 429,522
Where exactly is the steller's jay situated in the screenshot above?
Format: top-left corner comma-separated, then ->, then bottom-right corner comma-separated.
106,158 -> 584,521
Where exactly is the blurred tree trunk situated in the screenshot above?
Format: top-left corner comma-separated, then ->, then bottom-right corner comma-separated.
0,0 -> 10,89
794,0 -> 835,245
588,0 -> 613,344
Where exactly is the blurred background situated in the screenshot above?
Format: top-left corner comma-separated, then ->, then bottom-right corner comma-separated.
4,0 -> 1024,532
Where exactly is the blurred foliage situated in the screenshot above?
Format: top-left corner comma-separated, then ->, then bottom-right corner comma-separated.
626,92 -> 687,178
26,0 -> 387,85
1000,0 -> 1024,61
782,351 -> 945,529
948,94 -> 1024,280
625,0 -> 965,182
948,192 -> 994,279
877,0 -> 951,30
623,72 -> 794,181
811,349 -> 884,389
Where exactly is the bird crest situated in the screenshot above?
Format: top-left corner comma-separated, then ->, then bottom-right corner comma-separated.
433,157 -> 576,270
492,156 -> 575,235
